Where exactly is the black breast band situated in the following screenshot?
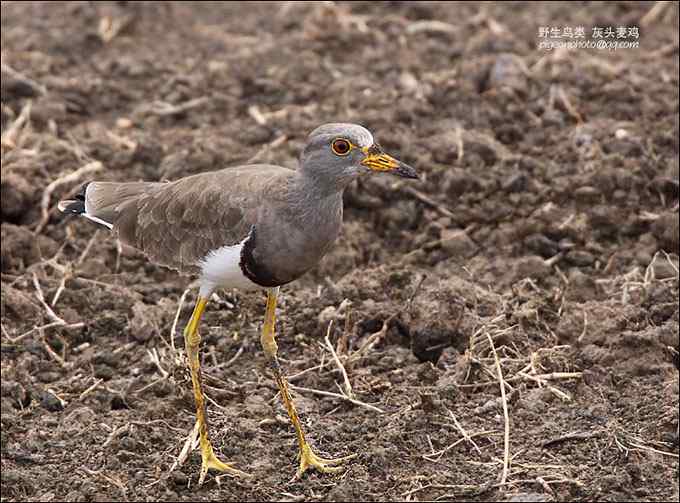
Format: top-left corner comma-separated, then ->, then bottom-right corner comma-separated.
239,226 -> 283,288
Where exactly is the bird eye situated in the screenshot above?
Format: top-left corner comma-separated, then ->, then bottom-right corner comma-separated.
331,138 -> 351,156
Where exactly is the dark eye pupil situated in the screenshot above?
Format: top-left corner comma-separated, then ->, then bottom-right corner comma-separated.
334,140 -> 349,154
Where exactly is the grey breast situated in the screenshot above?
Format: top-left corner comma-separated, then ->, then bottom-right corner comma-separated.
246,181 -> 344,286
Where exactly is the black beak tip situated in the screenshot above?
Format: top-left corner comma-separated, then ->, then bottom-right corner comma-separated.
397,163 -> 419,180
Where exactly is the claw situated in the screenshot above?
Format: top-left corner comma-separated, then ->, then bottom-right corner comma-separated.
198,442 -> 251,486
293,443 -> 356,481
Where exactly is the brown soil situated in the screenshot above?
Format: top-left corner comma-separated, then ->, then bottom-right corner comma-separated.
1,2 -> 678,502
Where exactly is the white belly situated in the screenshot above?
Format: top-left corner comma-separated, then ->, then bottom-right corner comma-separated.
198,240 -> 261,296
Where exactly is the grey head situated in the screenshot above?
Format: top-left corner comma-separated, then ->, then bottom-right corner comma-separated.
299,123 -> 418,194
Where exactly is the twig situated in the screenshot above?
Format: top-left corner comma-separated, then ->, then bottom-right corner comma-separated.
147,97 -> 210,117
289,384 -> 383,413
1,324 -> 10,341
102,423 -> 130,448
324,320 -> 355,399
204,392 -> 227,411
78,378 -> 104,401
33,272 -> 66,324
627,440 -> 679,458
36,161 -> 104,233
71,277 -> 142,298
222,341 -> 245,369
41,334 -> 68,368
401,482 -> 492,498
12,273 -> 84,344
9,320 -> 84,343
662,250 -> 679,275
50,271 -> 70,307
114,238 -> 123,273
517,372 -> 572,401
337,302 -> 352,355
454,125 -> 464,161
457,370 -> 582,389
545,252 -> 564,268
397,185 -> 456,219
247,105 -> 268,125
542,430 -> 603,448
287,362 -> 332,382
147,348 -> 169,379
170,420 -> 200,472
486,333 -> 510,486
82,467 -> 126,492
134,376 -> 167,396
447,408 -> 482,454
423,430 -> 497,462
76,231 -> 101,265
406,20 -> 457,35
1,100 -> 32,149
170,288 -> 191,352
98,14 -> 132,43
407,274 -> 427,314
201,337 -> 247,372
347,317 -> 390,368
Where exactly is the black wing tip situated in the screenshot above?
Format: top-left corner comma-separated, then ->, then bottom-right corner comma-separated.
75,182 -> 91,201
58,182 -> 92,214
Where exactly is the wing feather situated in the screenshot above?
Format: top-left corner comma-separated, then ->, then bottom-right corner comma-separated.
104,165 -> 293,274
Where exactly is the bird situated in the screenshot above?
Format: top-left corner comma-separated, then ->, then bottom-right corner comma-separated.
58,122 -> 418,484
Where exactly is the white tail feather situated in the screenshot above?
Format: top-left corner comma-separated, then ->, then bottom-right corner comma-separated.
83,213 -> 113,229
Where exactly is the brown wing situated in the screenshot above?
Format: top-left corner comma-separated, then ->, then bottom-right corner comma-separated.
93,165 -> 294,274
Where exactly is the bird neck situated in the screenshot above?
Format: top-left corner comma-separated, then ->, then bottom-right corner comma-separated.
298,152 -> 358,198
288,171 -> 344,224
295,169 -> 350,200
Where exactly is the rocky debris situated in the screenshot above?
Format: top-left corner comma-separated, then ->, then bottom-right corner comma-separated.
40,391 -> 64,412
0,172 -> 34,223
651,211 -> 680,253
0,224 -> 59,272
440,229 -> 478,259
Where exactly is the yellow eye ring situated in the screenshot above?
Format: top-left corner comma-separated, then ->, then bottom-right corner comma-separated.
331,138 -> 352,156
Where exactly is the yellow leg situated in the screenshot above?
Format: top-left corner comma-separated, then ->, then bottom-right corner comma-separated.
260,287 -> 356,480
184,296 -> 249,485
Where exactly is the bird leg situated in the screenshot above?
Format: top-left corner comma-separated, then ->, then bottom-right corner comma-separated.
260,287 -> 356,480
183,296 -> 249,484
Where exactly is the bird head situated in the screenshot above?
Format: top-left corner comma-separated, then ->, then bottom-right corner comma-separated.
300,123 -> 418,190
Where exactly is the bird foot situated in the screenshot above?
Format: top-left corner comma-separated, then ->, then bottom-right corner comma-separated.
198,443 -> 251,485
293,443 -> 357,481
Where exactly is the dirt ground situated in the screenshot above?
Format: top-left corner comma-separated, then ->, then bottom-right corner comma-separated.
1,1 -> 679,501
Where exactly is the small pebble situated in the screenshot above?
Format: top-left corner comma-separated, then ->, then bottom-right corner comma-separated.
116,117 -> 133,129
574,186 -> 601,203
172,471 -> 189,487
615,128 -> 629,140
566,250 -> 595,266
440,230 -> 477,258
40,392 -> 64,412
94,364 -> 115,380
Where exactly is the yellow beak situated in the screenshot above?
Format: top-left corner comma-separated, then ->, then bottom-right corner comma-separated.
361,146 -> 418,179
